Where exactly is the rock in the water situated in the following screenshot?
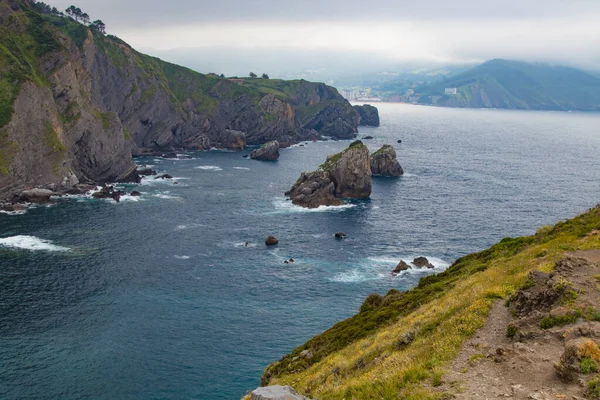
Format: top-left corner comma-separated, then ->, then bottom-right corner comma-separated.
363,135 -> 374,140
265,236 -> 279,246
335,232 -> 347,239
154,174 -> 173,180
138,168 -> 157,176
19,189 -> 54,203
162,152 -> 178,159
130,191 -> 141,196
353,104 -> 380,127
328,141 -> 372,198
370,145 -> 403,177
285,141 -> 371,208
412,256 -> 434,268
251,141 -> 280,161
397,139 -> 402,143
285,170 -> 343,208
392,260 -> 411,275
250,385 -> 312,400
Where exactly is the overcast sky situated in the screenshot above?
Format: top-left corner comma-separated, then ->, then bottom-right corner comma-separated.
47,0 -> 600,75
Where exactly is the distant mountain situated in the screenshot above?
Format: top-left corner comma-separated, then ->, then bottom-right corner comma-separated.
415,59 -> 600,111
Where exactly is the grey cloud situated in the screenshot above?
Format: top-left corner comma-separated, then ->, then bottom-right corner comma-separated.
48,0 -> 600,29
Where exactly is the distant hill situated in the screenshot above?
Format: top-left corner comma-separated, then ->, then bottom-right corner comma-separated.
415,59 -> 600,111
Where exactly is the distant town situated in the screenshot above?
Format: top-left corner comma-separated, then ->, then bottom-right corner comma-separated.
339,87 -> 458,104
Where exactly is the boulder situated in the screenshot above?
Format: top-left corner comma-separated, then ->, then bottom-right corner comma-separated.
185,133 -> 211,150
335,232 -> 347,239
162,152 -> 178,159
412,257 -> 434,268
363,135 -> 374,140
251,141 -> 280,161
19,189 -> 54,203
265,236 -> 279,246
250,385 -> 312,400
154,174 -> 173,180
130,191 -> 142,196
353,104 -> 380,127
392,260 -> 411,275
397,139 -> 402,143
370,145 -> 403,177
285,141 -> 371,208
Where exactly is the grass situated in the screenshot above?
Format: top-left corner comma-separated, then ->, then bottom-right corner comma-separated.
319,141 -> 366,171
0,129 -> 20,175
539,311 -> 581,329
581,357 -> 598,374
94,111 -> 111,130
263,205 -> 600,399
590,376 -> 600,399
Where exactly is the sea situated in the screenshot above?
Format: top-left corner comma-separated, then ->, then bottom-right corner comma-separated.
1,103 -> 599,399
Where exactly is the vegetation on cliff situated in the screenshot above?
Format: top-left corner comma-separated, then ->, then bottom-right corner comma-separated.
262,205 -> 600,399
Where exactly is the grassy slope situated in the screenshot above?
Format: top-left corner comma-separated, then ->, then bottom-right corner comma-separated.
417,59 -> 600,110
264,205 -> 600,399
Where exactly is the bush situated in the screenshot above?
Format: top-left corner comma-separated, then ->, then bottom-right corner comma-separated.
581,357 -> 598,374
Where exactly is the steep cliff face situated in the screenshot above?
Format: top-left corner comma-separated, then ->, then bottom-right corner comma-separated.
0,0 -> 359,200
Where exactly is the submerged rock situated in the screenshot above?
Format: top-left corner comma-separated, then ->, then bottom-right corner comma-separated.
370,145 -> 403,177
251,141 -> 280,161
138,168 -> 157,176
19,189 -> 54,204
250,385 -> 312,400
265,236 -> 279,246
353,104 -> 380,127
285,141 -> 371,208
335,232 -> 347,239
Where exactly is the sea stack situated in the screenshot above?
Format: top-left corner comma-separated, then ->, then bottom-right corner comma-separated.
250,141 -> 280,161
353,104 -> 380,127
285,141 -> 371,208
370,145 -> 403,177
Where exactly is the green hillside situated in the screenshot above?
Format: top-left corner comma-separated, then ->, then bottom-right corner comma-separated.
416,59 -> 600,111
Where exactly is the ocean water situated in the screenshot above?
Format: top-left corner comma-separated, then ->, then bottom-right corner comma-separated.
1,103 -> 599,399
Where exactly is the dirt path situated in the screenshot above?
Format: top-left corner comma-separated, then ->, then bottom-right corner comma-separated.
443,254 -> 600,400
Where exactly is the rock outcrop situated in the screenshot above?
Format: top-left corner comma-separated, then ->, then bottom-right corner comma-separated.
353,104 -> 380,127
392,260 -> 410,275
370,145 -> 403,177
19,189 -> 54,204
251,141 -> 280,161
0,3 -> 360,201
412,256 -> 434,268
265,236 -> 279,246
249,385 -> 312,400
285,141 -> 371,208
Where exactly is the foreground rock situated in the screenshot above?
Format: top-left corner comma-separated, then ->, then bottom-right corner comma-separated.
19,189 -> 54,204
370,145 -> 403,177
249,385 -> 312,400
251,141 -> 280,161
265,236 -> 279,246
353,104 -> 380,127
285,141 -> 371,208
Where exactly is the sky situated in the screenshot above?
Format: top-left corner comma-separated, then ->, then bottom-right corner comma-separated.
46,0 -> 600,77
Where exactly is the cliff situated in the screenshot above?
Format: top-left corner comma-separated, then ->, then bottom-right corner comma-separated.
260,205 -> 600,399
0,0 -> 359,201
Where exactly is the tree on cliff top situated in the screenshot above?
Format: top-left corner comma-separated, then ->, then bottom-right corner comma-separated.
249,72 -> 257,78
90,20 -> 106,34
262,73 -> 269,79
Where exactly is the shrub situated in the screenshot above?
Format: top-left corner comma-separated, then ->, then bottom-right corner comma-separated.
581,357 -> 598,374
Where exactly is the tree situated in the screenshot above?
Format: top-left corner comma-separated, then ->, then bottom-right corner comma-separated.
74,7 -> 83,21
90,20 -> 106,34
81,12 -> 90,24
219,73 -> 225,78
261,73 -> 269,79
65,5 -> 77,19
249,72 -> 257,78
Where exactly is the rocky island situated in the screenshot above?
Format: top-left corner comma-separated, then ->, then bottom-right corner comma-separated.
285,140 -> 371,208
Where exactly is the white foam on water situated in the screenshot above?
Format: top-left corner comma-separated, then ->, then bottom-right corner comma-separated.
233,167 -> 251,170
271,198 -> 356,213
330,269 -> 371,283
174,255 -> 191,259
0,235 -> 70,252
0,209 -> 28,216
152,193 -> 181,200
195,165 -> 223,171
174,223 -> 205,231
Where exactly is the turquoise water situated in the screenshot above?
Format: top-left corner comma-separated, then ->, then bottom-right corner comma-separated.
1,103 -> 599,399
